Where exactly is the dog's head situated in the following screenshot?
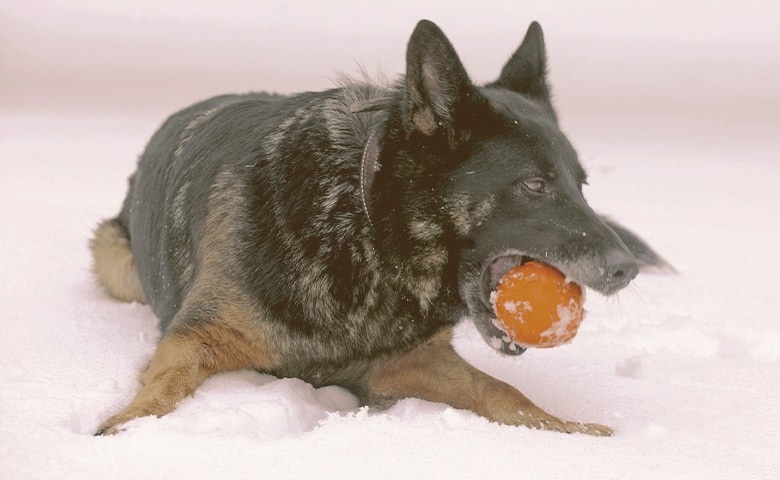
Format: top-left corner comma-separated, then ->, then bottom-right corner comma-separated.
379,20 -> 652,354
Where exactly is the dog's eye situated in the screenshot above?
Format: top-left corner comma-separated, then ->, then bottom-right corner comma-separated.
522,179 -> 546,193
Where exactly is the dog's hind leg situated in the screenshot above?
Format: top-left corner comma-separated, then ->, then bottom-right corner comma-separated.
363,328 -> 612,436
90,218 -> 146,303
95,304 -> 277,435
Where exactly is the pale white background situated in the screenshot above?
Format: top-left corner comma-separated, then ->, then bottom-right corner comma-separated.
1,1 -> 779,479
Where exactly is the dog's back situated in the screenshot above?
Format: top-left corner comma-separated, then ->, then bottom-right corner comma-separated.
91,83 -> 455,363
93,93 -> 282,318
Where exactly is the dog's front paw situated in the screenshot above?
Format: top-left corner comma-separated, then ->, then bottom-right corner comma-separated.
486,404 -> 614,436
520,414 -> 613,437
94,411 -> 141,436
94,418 -> 124,436
560,420 -> 613,437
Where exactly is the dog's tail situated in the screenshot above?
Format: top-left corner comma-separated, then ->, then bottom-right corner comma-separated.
89,218 -> 146,303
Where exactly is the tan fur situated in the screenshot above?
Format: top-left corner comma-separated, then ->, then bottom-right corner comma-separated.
363,328 -> 612,436
446,193 -> 497,237
90,219 -> 145,303
412,109 -> 438,136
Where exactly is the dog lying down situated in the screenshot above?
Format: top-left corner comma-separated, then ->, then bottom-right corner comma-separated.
91,19 -> 667,436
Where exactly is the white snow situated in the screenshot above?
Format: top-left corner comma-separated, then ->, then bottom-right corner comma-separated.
2,1 -> 779,479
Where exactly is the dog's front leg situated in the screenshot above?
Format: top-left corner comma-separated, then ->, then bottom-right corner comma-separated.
364,328 -> 612,436
95,317 -> 274,436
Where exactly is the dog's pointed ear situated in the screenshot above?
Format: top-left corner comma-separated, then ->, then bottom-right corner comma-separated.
404,20 -> 474,139
491,22 -> 553,107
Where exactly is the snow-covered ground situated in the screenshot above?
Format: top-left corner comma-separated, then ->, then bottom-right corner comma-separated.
1,2 -> 778,479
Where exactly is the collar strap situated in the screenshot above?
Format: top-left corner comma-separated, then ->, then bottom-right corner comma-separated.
360,131 -> 381,228
352,97 -> 392,228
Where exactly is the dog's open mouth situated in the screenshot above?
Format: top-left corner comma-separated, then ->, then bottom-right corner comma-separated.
470,254 -> 536,355
480,254 -> 533,310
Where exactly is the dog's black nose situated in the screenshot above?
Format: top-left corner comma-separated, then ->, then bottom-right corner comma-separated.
603,249 -> 639,293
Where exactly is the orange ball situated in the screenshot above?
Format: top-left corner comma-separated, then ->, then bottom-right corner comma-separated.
492,261 -> 584,348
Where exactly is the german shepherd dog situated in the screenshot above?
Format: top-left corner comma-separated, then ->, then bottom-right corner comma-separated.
91,20 -> 665,436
